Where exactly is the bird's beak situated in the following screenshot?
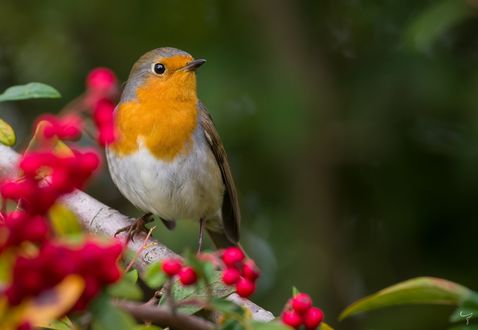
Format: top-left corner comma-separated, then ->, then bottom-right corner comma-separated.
181,59 -> 206,72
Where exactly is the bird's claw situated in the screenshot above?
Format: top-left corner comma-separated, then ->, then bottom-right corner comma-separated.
114,213 -> 152,243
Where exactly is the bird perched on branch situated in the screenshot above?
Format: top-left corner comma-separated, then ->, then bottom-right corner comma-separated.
106,47 -> 240,250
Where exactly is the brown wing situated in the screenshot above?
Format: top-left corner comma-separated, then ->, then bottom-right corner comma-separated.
199,102 -> 240,243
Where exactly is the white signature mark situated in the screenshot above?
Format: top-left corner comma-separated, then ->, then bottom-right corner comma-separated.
460,311 -> 473,325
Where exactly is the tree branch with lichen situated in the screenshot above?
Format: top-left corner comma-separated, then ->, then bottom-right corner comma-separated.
0,144 -> 275,324
115,300 -> 215,330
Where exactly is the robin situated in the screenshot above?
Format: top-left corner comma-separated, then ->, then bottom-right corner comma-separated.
106,47 -> 240,250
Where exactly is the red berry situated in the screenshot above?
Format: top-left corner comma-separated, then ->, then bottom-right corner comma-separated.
19,156 -> 41,176
281,310 -> 303,329
6,210 -> 27,222
42,120 -> 59,139
61,126 -> 81,140
58,116 -> 82,140
235,277 -> 256,298
101,265 -> 122,283
79,151 -> 101,173
23,216 -> 49,243
94,99 -> 115,125
162,259 -> 182,277
50,167 -> 71,192
27,186 -> 58,214
1,181 -> 31,200
16,321 -> 32,330
87,67 -> 117,93
78,241 -> 103,268
21,270 -> 43,292
82,276 -> 101,300
291,293 -> 313,314
222,247 -> 245,267
178,267 -> 197,286
98,125 -> 117,146
49,256 -> 75,280
5,286 -> 22,305
243,260 -> 260,282
104,240 -> 124,261
222,268 -> 240,285
303,307 -> 324,330
41,115 -> 82,141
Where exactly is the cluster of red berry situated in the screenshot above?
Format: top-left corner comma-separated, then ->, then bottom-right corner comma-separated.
0,145 -> 123,312
41,114 -> 83,141
5,239 -> 123,311
85,67 -> 118,146
160,247 -> 260,299
221,247 -> 260,298
0,211 -> 49,252
281,293 -> 324,330
162,258 -> 198,286
1,149 -> 99,215
0,71 -> 126,318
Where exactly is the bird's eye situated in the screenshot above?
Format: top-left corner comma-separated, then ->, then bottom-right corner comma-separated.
153,63 -> 166,75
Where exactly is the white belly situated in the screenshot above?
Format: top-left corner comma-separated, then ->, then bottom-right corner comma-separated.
106,135 -> 224,222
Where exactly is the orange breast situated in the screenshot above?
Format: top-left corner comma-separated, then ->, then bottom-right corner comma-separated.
110,76 -> 198,161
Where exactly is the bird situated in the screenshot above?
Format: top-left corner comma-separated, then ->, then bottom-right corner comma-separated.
105,47 -> 240,250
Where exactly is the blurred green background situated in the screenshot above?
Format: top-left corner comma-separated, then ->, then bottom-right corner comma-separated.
1,0 -> 478,328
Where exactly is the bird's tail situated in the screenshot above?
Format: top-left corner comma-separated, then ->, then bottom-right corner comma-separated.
207,229 -> 238,249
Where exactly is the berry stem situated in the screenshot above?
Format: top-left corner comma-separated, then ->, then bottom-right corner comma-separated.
175,298 -> 208,308
165,277 -> 176,314
203,277 -> 213,303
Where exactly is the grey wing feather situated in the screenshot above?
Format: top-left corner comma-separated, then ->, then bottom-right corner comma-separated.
198,102 -> 240,243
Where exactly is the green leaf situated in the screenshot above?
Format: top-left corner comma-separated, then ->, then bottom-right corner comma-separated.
108,270 -> 143,300
211,297 -> 244,315
144,262 -> 167,289
220,319 -> 245,330
42,318 -> 75,330
90,293 -> 137,330
252,321 -> 292,330
461,291 -> 478,310
253,320 -> 334,330
340,277 -> 473,321
320,323 -> 334,330
203,261 -> 216,282
0,82 -> 60,102
161,271 -> 234,315
126,269 -> 139,283
48,203 -> 83,236
160,279 -> 201,314
0,250 -> 14,283
0,118 -> 16,146
292,287 -> 299,296
448,326 -> 478,330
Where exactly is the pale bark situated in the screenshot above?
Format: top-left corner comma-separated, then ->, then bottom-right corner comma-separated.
0,145 -> 274,322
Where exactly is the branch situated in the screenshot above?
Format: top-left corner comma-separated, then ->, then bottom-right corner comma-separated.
115,301 -> 214,330
0,145 -> 274,322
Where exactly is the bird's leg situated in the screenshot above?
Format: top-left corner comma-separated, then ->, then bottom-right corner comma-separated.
115,212 -> 153,242
197,218 -> 205,254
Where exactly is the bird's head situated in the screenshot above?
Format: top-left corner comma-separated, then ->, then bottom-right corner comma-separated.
121,47 -> 206,103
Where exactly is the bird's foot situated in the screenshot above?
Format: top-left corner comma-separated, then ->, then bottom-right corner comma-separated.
197,218 -> 205,254
115,213 -> 153,243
